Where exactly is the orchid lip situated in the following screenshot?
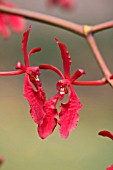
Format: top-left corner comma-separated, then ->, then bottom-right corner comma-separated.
35,75 -> 39,81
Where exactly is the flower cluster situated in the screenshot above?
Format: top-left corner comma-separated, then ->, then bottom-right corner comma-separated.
0,0 -> 25,38
16,26 -> 84,139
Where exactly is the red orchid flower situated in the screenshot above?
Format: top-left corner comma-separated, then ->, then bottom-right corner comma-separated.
47,0 -> 75,10
16,26 -> 45,125
56,38 -> 84,138
106,165 -> 113,170
40,38 -> 85,139
16,26 -> 84,139
0,0 -> 25,38
16,26 -> 60,139
98,130 -> 113,140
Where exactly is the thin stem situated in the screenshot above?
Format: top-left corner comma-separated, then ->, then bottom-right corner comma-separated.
39,64 -> 64,79
0,70 -> 24,76
0,5 -> 84,36
86,33 -> 113,87
73,78 -> 107,86
91,21 -> 113,33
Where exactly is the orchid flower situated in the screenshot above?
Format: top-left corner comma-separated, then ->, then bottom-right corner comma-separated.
16,26 -> 46,125
15,26 -> 85,139
16,26 -> 60,139
0,0 -> 25,38
40,38 -> 85,139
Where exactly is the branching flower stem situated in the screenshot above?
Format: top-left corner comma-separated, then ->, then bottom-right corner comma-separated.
0,6 -> 113,87
0,5 -> 83,36
86,33 -> 113,87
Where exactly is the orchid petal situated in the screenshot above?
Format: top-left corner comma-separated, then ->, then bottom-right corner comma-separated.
24,74 -> 46,125
15,61 -> 26,71
39,64 -> 64,79
71,69 -> 85,83
8,15 -> 25,33
58,85 -> 82,139
38,94 -> 59,139
98,130 -> 113,140
28,48 -> 41,57
55,38 -> 71,79
106,165 -> 113,170
0,17 -> 10,38
22,26 -> 32,67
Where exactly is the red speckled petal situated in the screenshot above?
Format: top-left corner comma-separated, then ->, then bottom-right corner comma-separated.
38,94 -> 59,139
24,74 -> 46,125
106,165 -> 113,170
98,130 -> 113,140
55,38 -> 71,79
58,85 -> 82,139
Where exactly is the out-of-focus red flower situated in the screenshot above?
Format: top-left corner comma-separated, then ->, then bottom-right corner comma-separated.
47,0 -> 75,10
98,130 -> 113,140
106,165 -> 113,170
0,156 -> 4,165
0,0 -> 25,38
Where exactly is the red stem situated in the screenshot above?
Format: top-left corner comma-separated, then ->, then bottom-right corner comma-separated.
0,6 -> 113,88
73,78 -> 107,86
0,70 -> 24,76
86,33 -> 113,87
0,6 -> 84,36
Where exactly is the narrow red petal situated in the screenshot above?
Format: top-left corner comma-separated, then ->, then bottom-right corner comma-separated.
58,85 -> 82,139
55,38 -> 71,79
28,48 -> 41,57
98,130 -> 113,140
38,94 -> 59,139
22,26 -> 32,67
71,69 -> 85,83
24,74 -> 46,125
106,165 -> 113,170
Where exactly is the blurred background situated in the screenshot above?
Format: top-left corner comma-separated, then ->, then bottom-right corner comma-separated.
0,0 -> 113,170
